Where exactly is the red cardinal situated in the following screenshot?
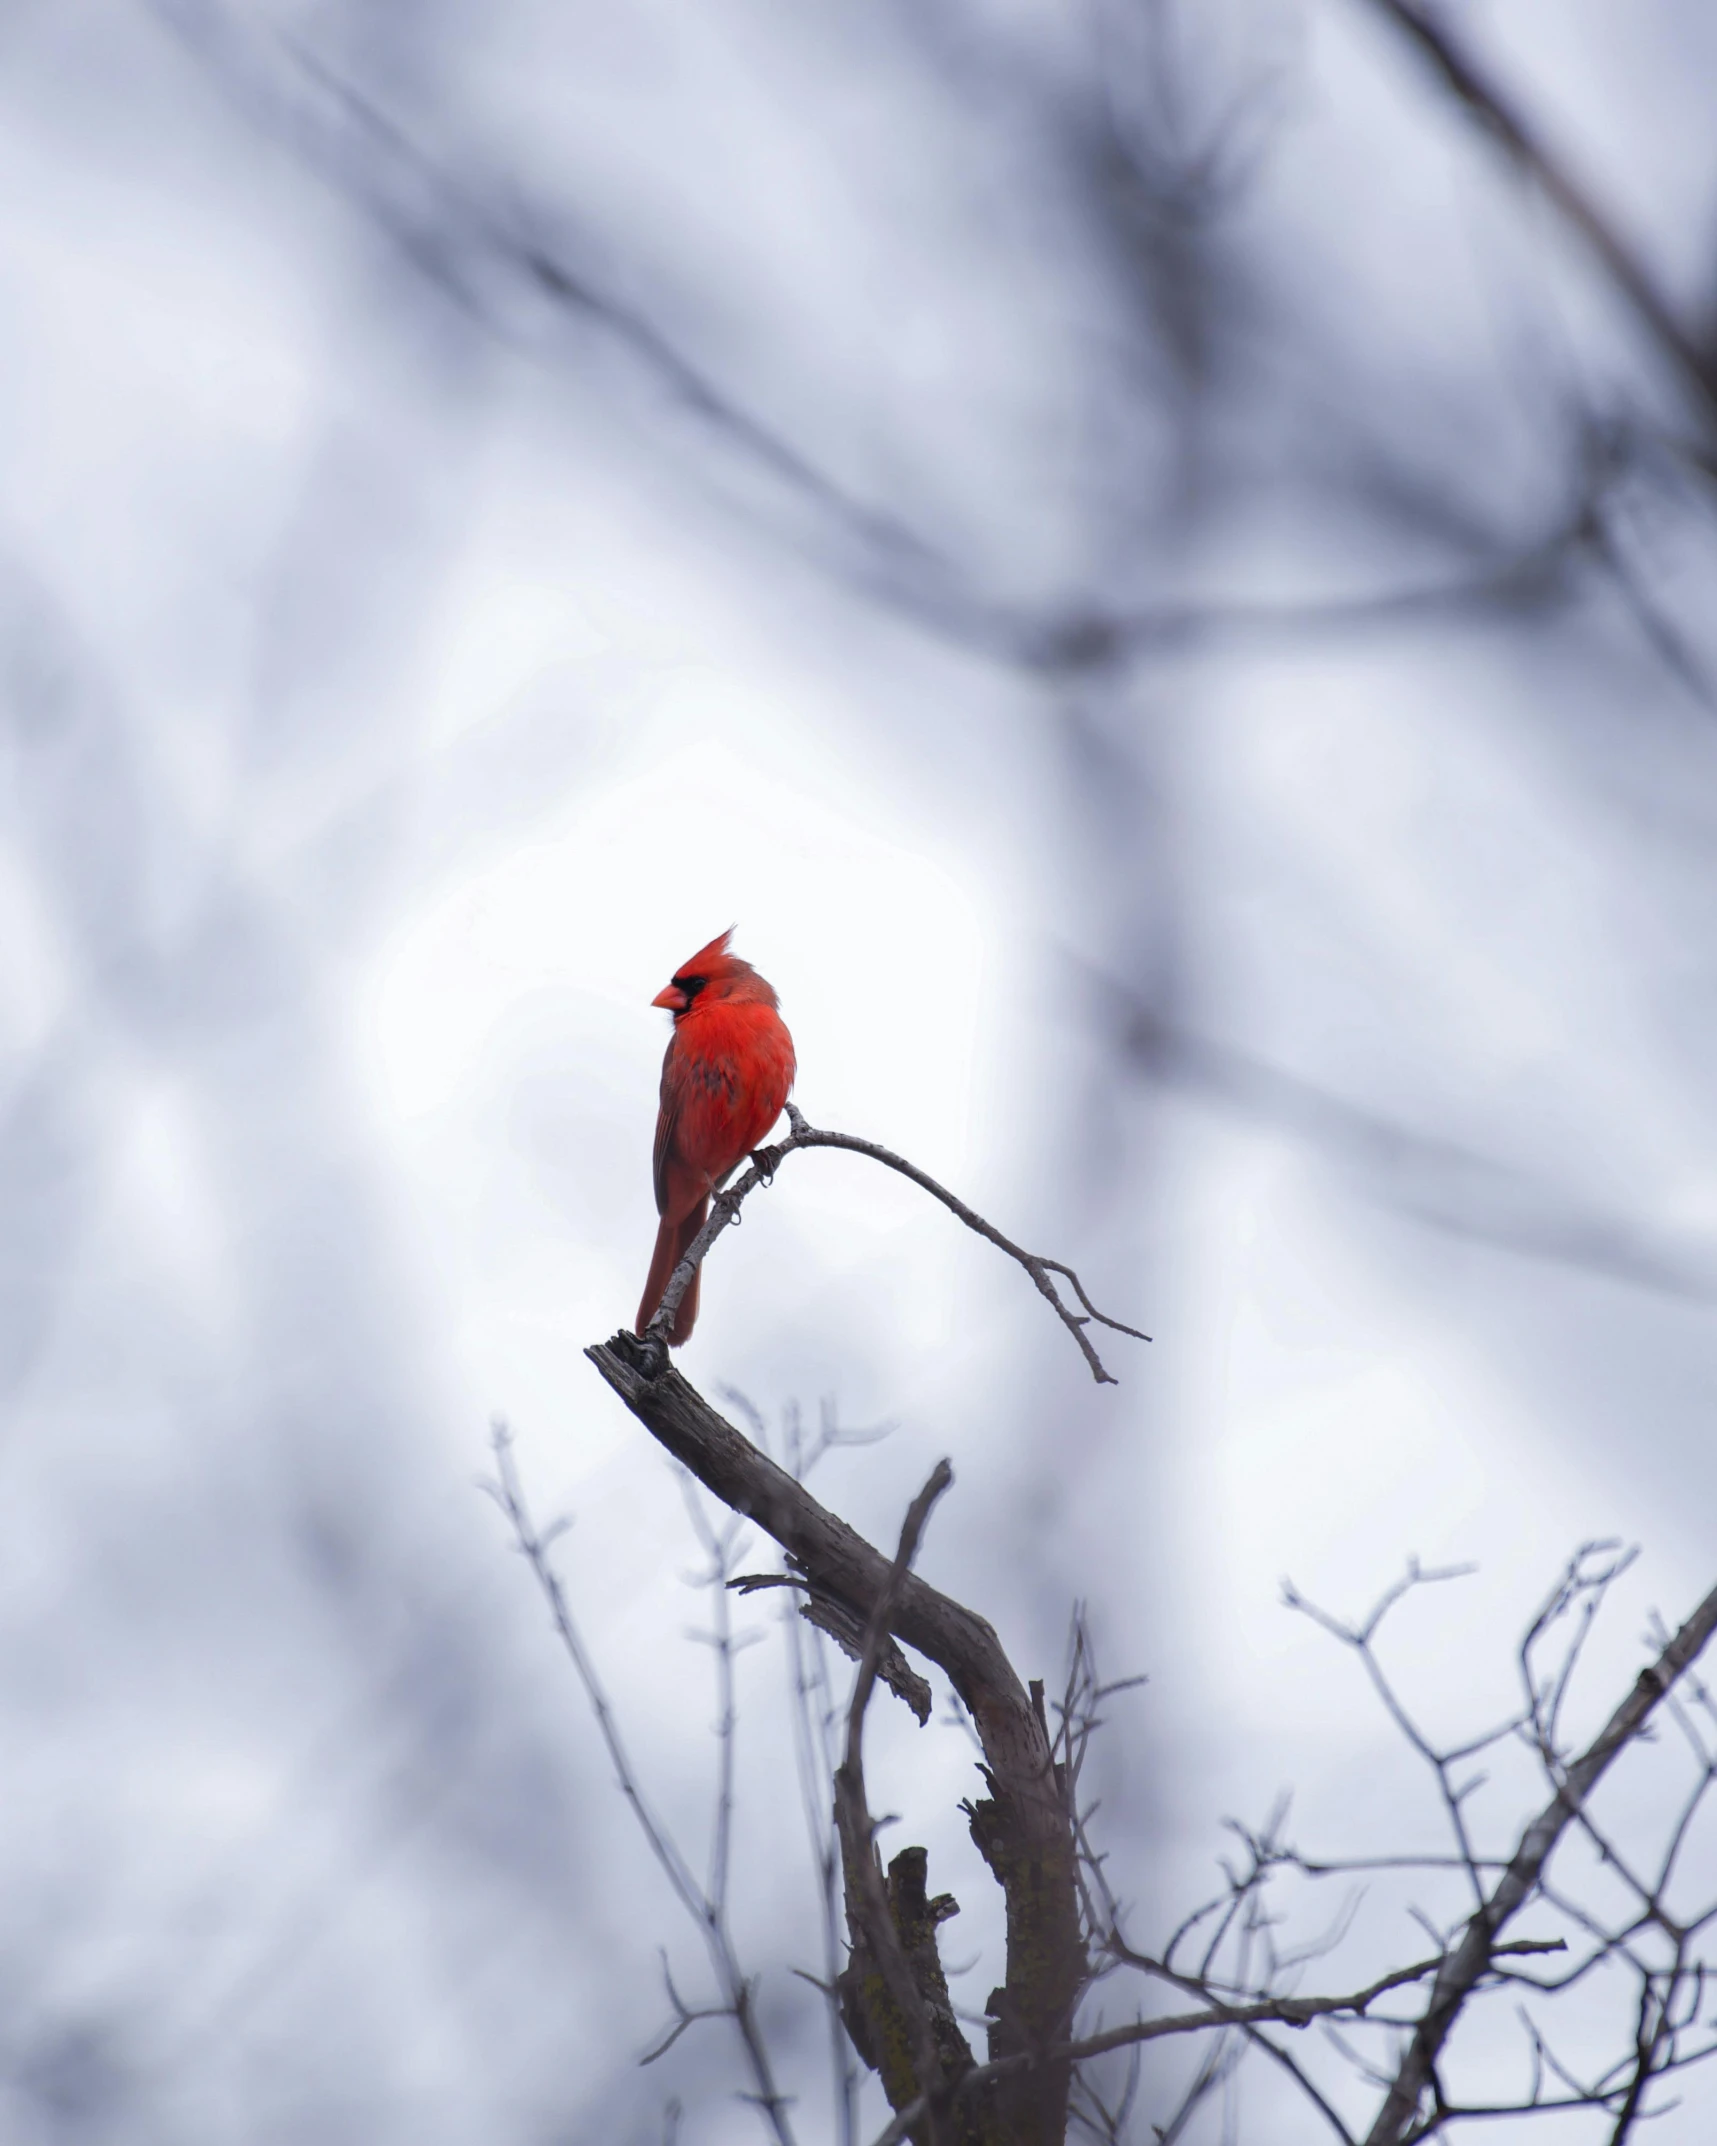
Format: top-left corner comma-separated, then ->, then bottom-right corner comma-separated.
636,930 -> 796,1345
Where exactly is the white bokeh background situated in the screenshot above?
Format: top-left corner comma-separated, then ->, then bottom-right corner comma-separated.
3,1 -> 1717,2140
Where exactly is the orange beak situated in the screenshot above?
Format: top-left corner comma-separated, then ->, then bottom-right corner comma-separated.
652,982 -> 688,1012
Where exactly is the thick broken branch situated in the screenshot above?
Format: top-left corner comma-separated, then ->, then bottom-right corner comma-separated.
586,1337 -> 1086,2144
833,1464 -> 965,2146
730,1570 -> 933,1726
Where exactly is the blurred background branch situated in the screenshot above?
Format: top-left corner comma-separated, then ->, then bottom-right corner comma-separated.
6,0 -> 1717,2138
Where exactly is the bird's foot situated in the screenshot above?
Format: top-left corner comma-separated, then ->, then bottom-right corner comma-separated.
749,1144 -> 784,1187
631,1325 -> 671,1379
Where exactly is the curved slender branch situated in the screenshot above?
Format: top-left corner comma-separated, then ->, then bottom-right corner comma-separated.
645,1104 -> 1147,1385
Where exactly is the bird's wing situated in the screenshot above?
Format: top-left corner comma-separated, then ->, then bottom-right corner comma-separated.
652,1087 -> 677,1217
654,1043 -> 708,1218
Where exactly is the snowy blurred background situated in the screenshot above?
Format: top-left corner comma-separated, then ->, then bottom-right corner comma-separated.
4,1 -> 1717,2139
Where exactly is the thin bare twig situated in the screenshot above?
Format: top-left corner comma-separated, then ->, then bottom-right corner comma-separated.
779,1404 -> 863,2146
644,1104 -> 1147,1384
861,1941 -> 1564,2146
583,1340 -> 1085,2112
1074,1939 -> 1568,2052
1283,1562 -> 1513,1914
483,1424 -> 797,2146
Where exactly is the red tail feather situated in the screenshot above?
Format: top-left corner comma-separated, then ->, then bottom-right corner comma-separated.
636,1197 -> 707,1343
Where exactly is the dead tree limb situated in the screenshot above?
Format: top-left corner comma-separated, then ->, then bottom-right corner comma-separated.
586,1339 -> 1086,2144
863,1940 -> 1569,2146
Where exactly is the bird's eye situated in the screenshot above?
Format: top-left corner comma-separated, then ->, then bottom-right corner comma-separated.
676,974 -> 707,998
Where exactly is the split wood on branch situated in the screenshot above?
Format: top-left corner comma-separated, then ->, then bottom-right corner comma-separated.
483,1424 -> 797,2145
730,1570 -> 933,1727
833,1463 -> 965,2146
585,1338 -> 1086,2146
642,1103 -> 1146,1385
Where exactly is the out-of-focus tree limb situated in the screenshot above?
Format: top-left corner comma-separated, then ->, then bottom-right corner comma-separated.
1103,976 -> 1717,1300
1366,1 -> 1717,429
155,0 -> 1646,678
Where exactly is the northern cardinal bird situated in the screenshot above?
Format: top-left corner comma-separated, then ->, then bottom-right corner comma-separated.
636,930 -> 796,1345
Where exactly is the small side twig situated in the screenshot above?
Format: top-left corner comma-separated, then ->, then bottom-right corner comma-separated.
587,1342 -> 1087,2141
729,1570 -> 933,1726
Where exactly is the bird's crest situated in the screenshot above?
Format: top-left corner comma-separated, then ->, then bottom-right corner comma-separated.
674,927 -> 738,983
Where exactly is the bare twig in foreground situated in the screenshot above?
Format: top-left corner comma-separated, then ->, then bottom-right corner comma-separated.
777,1400 -> 867,2146
1051,1556 -> 1717,2144
862,1940 -> 1569,2146
1366,0 -> 1717,425
1361,1571 -> 1717,2144
483,1424 -> 796,2146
